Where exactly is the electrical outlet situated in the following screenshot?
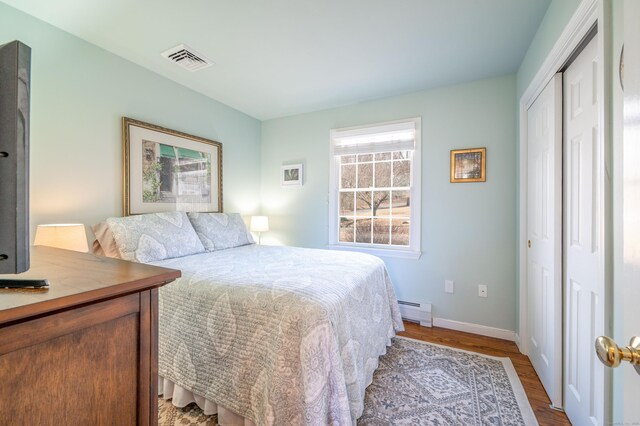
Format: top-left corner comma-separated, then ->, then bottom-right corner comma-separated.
445,280 -> 454,294
478,285 -> 488,298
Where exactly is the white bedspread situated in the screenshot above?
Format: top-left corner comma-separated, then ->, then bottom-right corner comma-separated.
153,245 -> 403,425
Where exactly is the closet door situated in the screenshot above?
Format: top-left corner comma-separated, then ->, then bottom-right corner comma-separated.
526,73 -> 563,409
563,35 -> 604,426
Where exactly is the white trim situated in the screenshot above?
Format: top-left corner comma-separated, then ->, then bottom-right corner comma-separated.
325,244 -> 421,259
328,117 -> 422,256
432,317 -> 516,342
518,101 -> 528,355
521,0 -> 598,109
518,0 -> 597,356
597,2 -> 612,424
518,101 -> 529,355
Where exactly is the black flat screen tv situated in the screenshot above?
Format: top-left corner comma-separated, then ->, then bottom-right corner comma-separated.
0,40 -> 31,275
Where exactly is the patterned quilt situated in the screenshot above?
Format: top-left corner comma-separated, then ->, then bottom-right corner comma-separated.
152,245 -> 404,425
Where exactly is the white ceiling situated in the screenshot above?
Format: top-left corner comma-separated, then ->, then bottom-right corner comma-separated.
3,0 -> 551,120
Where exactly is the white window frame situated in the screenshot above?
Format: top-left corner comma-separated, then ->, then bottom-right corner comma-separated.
328,117 -> 421,259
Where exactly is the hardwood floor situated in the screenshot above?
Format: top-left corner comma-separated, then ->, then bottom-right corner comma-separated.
399,321 -> 571,425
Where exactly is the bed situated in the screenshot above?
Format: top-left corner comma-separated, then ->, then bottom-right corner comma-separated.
93,212 -> 404,425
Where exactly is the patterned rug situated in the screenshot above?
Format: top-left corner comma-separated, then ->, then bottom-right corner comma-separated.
158,336 -> 537,425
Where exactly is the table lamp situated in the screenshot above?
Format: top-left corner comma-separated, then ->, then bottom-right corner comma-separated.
33,224 -> 89,253
250,216 -> 269,245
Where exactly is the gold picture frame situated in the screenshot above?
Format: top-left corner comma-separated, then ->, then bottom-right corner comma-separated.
122,117 -> 223,216
450,147 -> 486,183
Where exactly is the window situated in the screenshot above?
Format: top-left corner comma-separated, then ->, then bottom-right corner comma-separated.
329,118 -> 421,259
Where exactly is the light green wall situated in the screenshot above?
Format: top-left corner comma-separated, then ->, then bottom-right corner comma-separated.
0,2 -> 262,237
261,75 -> 518,331
516,0 -> 582,98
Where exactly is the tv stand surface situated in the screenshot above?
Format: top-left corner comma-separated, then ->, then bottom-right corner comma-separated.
0,246 -> 181,426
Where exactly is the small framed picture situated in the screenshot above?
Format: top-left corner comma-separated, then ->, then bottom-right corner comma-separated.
282,163 -> 303,186
450,148 -> 486,183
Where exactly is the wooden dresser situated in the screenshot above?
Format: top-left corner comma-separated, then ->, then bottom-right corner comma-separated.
0,246 -> 181,426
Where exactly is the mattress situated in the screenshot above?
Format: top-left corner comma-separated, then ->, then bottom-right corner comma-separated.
152,244 -> 403,425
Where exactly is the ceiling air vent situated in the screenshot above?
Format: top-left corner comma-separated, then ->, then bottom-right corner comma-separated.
161,44 -> 213,72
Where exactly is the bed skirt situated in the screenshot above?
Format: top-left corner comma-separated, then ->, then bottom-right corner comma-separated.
158,376 -> 256,426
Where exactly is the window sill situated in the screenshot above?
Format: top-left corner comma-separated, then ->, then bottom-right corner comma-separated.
325,244 -> 422,260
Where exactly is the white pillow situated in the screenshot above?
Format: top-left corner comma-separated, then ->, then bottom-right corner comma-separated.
106,212 -> 205,263
187,212 -> 254,251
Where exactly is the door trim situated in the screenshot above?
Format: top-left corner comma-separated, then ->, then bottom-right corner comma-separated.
517,0 -> 611,419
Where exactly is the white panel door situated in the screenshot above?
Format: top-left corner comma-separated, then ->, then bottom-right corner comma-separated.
619,0 -> 640,422
527,73 -> 563,409
563,36 -> 604,426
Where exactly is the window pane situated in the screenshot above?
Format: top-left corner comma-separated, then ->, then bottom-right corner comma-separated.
373,218 -> 390,244
375,152 -> 392,161
393,160 -> 411,187
341,155 -> 356,164
372,191 -> 390,216
391,218 -> 410,246
374,161 -> 391,188
391,190 -> 410,216
358,153 -> 373,162
357,163 -> 373,188
341,164 -> 356,189
340,192 -> 355,215
355,191 -> 372,216
355,218 -> 372,243
339,217 -> 354,242
393,151 -> 410,160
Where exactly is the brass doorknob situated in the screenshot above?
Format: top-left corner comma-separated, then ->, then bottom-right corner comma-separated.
595,335 -> 640,374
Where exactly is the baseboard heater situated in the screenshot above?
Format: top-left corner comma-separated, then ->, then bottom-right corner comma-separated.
397,300 -> 432,327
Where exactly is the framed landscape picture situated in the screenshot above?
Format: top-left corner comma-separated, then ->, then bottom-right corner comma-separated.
450,147 -> 486,183
123,117 -> 222,216
282,163 -> 303,186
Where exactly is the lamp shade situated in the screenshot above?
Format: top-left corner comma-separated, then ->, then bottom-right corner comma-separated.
250,216 -> 269,232
33,224 -> 89,253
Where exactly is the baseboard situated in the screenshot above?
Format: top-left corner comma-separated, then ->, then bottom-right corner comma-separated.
432,317 -> 516,342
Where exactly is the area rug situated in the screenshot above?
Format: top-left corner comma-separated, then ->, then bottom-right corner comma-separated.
158,398 -> 217,426
158,336 -> 538,425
